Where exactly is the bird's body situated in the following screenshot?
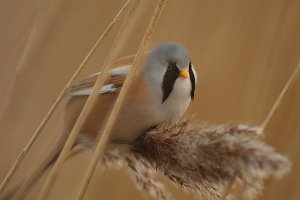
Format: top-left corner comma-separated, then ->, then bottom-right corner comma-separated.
65,75 -> 156,142
6,43 -> 197,200
65,42 -> 196,143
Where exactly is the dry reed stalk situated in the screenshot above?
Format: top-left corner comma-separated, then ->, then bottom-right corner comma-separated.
0,146 -> 88,200
74,0 -> 167,199
220,61 -> 300,200
33,1 -> 132,199
99,119 -> 290,200
260,61 -> 300,131
0,2 -> 130,197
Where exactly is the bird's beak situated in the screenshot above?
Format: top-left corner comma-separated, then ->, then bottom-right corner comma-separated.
179,69 -> 189,79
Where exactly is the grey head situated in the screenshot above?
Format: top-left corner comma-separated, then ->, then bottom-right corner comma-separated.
144,42 -> 196,106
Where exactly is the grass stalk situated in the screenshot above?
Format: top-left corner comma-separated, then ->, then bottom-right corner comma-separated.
74,0 -> 167,199
0,1 -> 130,197
35,0 -> 141,199
220,61 -> 300,200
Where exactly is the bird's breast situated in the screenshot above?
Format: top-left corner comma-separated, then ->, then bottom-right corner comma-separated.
155,78 -> 192,122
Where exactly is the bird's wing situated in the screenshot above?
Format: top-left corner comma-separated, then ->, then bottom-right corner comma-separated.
64,53 -> 151,140
67,54 -> 135,96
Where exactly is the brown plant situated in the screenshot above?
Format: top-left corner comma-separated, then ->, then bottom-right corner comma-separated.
102,119 -> 291,200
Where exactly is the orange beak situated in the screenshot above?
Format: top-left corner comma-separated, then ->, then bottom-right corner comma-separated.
179,69 -> 189,79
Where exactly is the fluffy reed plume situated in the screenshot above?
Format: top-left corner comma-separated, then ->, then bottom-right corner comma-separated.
102,149 -> 172,200
101,119 -> 291,200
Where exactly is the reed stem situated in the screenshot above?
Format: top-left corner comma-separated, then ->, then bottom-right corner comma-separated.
221,61 -> 300,200
74,0 -> 167,199
0,1 -> 130,197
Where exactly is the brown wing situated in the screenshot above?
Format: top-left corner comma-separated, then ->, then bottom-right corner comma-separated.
64,51 -> 153,142
68,54 -> 135,95
63,54 -> 139,141
68,51 -> 151,95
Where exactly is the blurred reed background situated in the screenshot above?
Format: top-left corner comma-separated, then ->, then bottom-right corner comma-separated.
0,0 -> 299,199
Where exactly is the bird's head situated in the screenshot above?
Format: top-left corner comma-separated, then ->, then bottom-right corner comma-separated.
143,43 -> 197,120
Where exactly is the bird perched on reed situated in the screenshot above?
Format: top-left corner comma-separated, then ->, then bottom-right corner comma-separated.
8,42 -> 197,199
4,43 -> 290,200
66,42 -> 197,142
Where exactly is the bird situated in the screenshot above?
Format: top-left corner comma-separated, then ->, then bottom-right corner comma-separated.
65,42 -> 197,142
6,42 -> 197,199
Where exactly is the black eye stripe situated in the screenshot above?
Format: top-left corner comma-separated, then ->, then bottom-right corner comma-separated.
189,62 -> 196,100
162,62 -> 179,103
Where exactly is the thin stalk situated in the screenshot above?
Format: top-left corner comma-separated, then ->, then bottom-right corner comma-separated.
221,61 -> 300,200
36,0 -> 140,199
260,62 -> 300,131
0,0 -> 129,198
74,1 -> 167,199
0,1 -> 131,196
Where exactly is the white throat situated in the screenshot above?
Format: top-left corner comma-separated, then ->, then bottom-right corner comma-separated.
154,77 -> 191,122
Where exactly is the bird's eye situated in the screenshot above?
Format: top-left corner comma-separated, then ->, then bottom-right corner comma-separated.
167,63 -> 173,71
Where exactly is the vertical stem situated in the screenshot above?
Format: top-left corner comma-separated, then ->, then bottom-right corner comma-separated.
36,1 -> 141,199
260,62 -> 300,131
74,0 -> 167,199
0,1 -> 130,198
221,61 -> 300,200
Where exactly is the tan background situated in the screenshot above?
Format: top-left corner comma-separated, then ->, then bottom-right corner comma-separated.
0,0 -> 300,199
